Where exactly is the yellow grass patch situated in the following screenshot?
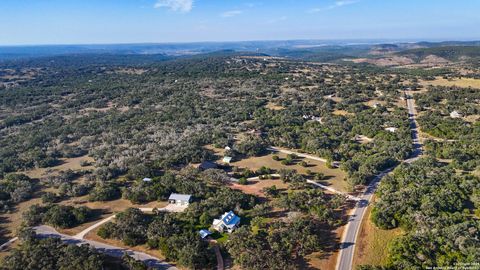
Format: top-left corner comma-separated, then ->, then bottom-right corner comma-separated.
421,77 -> 480,89
22,155 -> 95,179
265,102 -> 285,111
0,197 -> 43,240
332,110 -> 353,116
353,198 -> 403,268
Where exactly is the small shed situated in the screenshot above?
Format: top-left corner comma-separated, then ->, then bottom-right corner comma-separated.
450,111 -> 462,119
385,127 -> 398,133
222,156 -> 233,164
168,193 -> 192,206
199,229 -> 212,239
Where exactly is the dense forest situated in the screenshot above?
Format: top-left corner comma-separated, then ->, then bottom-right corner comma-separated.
369,158 -> 480,268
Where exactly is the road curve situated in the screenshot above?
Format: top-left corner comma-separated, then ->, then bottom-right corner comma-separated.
335,91 -> 422,270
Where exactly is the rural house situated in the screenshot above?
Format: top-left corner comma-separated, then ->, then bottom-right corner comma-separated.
168,193 -> 192,206
212,211 -> 241,233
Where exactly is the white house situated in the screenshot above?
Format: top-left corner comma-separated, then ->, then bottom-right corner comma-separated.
168,193 -> 192,206
385,127 -> 398,133
142,178 -> 152,182
450,111 -> 462,119
212,211 -> 240,233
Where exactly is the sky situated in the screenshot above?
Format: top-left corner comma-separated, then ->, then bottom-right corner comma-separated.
0,0 -> 479,45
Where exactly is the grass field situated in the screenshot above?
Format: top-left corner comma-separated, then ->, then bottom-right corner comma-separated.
0,197 -> 43,242
421,77 -> 480,89
332,109 -> 353,116
22,155 -> 95,179
265,102 -> 285,111
231,152 -> 349,192
353,198 -> 403,268
229,179 -> 289,197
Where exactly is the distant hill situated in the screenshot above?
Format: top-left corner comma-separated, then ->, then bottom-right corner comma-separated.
396,46 -> 480,61
1,40 -> 479,64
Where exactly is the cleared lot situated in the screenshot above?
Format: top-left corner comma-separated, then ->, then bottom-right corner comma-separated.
231,152 -> 349,192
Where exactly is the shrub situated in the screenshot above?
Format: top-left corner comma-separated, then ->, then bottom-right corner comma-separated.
238,177 -> 248,185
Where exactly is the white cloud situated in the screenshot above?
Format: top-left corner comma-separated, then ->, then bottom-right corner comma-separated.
221,10 -> 243,18
335,0 -> 358,7
308,0 -> 358,13
154,0 -> 193,13
267,16 -> 287,24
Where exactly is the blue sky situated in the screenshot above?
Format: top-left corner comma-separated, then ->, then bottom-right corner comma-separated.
0,0 -> 479,45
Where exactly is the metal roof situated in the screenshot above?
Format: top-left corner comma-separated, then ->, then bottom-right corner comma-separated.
221,211 -> 240,227
168,193 -> 192,202
199,229 -> 212,239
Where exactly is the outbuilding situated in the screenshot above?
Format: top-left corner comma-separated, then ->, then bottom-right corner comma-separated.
450,110 -> 462,118
199,229 -> 212,239
168,193 -> 192,206
222,156 -> 233,164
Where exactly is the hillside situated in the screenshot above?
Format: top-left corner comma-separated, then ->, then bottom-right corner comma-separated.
397,45 -> 480,61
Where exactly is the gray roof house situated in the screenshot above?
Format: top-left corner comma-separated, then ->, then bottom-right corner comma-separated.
212,211 -> 241,233
168,193 -> 192,205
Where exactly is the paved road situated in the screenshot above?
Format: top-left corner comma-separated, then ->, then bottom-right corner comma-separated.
335,91 -> 422,270
34,225 -> 177,270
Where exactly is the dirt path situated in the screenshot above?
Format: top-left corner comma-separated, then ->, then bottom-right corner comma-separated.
267,146 -> 329,163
